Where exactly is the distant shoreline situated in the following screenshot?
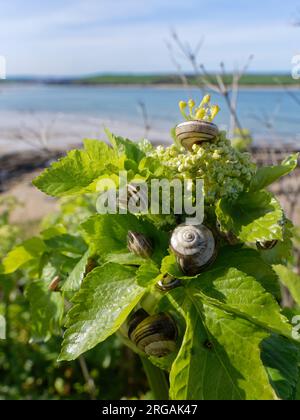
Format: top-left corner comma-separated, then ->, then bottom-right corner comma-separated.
2,81 -> 300,91
3,73 -> 300,89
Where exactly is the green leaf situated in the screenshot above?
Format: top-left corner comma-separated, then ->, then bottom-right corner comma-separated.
161,254 -> 184,278
250,154 -> 299,192
105,129 -> 145,163
261,335 -> 300,400
2,237 -> 46,274
62,250 -> 90,292
59,263 -> 145,361
200,304 -> 278,400
136,261 -> 160,287
273,265 -> 300,306
191,265 -> 291,338
33,140 -> 117,197
168,289 -> 278,400
105,252 -> 146,266
258,219 -> 294,265
45,234 -> 87,256
25,280 -> 64,342
0,315 -> 6,339
81,214 -> 168,264
170,298 -> 243,400
201,246 -> 281,298
216,190 -> 284,243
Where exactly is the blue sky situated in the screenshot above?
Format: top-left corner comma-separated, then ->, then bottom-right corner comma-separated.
0,0 -> 299,76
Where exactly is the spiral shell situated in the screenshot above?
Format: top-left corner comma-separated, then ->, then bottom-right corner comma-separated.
127,231 -> 153,258
175,120 -> 219,151
256,240 -> 278,250
170,224 -> 217,275
128,311 -> 177,358
156,274 -> 181,292
118,183 -> 148,212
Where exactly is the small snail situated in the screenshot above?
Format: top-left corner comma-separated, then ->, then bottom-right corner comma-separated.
170,224 -> 217,276
128,310 -> 177,358
175,120 -> 219,152
118,183 -> 148,212
127,231 -> 153,258
156,274 -> 182,292
256,240 -> 278,250
48,275 -> 60,292
84,257 -> 98,276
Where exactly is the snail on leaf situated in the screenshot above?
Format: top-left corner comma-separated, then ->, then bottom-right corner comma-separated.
127,231 -> 153,259
128,309 -> 178,358
170,223 -> 217,276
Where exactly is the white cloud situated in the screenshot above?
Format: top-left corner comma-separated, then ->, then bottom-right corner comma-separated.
0,0 -> 299,75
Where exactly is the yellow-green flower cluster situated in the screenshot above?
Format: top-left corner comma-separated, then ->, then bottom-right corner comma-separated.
149,131 -> 255,204
179,95 -> 220,122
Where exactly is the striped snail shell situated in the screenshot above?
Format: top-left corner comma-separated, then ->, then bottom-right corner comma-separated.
127,231 -> 153,258
128,310 -> 177,358
156,274 -> 181,292
170,224 -> 217,276
175,120 -> 219,152
118,183 -> 148,212
256,240 -> 278,250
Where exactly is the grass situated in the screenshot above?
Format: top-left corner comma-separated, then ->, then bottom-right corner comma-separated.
73,73 -> 300,87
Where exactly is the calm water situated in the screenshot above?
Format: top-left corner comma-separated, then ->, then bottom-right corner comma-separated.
0,83 -> 300,147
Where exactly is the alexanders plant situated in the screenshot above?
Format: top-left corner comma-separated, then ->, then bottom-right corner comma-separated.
1,96 -> 300,400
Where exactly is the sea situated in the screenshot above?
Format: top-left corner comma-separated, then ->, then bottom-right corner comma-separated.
0,83 -> 299,153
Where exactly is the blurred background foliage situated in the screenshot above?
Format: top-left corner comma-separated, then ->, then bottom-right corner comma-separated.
0,195 -> 150,400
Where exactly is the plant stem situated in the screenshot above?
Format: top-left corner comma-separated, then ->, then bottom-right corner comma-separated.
78,355 -> 97,400
141,357 -> 169,400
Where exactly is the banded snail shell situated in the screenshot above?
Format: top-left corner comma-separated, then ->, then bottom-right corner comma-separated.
128,311 -> 177,358
156,274 -> 182,292
127,231 -> 153,258
256,240 -> 278,250
175,120 -> 219,151
170,224 -> 217,276
118,183 -> 148,212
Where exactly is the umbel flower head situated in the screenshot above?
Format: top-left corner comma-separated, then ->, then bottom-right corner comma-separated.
150,96 -> 255,204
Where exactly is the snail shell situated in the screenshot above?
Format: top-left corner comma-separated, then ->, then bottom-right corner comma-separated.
170,224 -> 217,276
48,276 -> 60,292
256,240 -> 278,250
127,231 -> 153,258
175,120 -> 219,151
84,257 -> 97,276
128,311 -> 177,358
118,183 -> 148,212
156,274 -> 182,292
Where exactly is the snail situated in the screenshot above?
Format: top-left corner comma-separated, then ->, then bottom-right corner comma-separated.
127,231 -> 153,258
156,273 -> 182,292
84,257 -> 98,276
170,223 -> 217,276
175,120 -> 219,152
128,310 -> 177,358
256,240 -> 278,250
118,183 -> 148,212
48,275 -> 60,292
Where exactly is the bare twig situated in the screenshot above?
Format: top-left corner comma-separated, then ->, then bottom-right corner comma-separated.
14,112 -> 61,152
167,29 -> 253,139
78,355 -> 97,400
137,100 -> 151,138
165,40 -> 190,91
